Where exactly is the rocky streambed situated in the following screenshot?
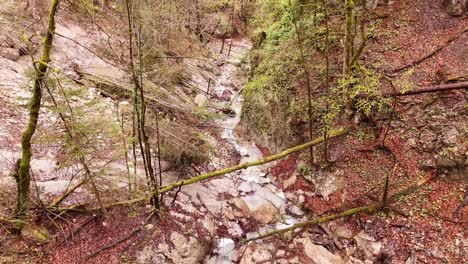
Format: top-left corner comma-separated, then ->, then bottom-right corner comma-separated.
135,38 -> 310,264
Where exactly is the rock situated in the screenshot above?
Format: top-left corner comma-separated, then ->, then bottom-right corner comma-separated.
137,245 -> 168,263
419,130 -> 438,151
252,204 -> 278,224
230,198 -> 251,219
406,137 -> 418,148
420,158 -> 437,169
240,243 -> 272,264
345,257 -> 366,264
313,169 -> 345,201
203,217 -> 216,236
335,226 -> 353,239
145,224 -> 154,230
442,128 -> 459,146
0,48 -> 20,61
354,231 -> 382,258
437,156 -> 456,168
443,0 -> 468,16
286,203 -> 305,216
194,93 -> 208,107
153,232 -> 209,264
225,208 -> 235,220
283,174 -> 297,189
23,226 -> 50,245
220,89 -> 233,101
300,237 -> 343,264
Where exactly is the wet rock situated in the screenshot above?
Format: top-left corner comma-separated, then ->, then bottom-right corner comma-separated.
220,89 -> 233,101
252,204 -> 278,224
299,237 -> 343,264
194,93 -> 208,106
240,243 -> 272,264
0,48 -> 20,61
354,231 -> 382,258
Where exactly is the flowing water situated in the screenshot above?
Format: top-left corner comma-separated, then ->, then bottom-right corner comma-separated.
200,39 -> 304,263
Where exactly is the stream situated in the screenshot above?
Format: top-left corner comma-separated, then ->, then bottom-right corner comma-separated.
195,39 -> 304,263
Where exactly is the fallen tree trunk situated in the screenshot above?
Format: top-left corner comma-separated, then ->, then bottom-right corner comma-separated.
242,171 -> 436,243
382,81 -> 468,97
157,127 -> 350,194
392,26 -> 468,73
55,128 -> 350,212
79,71 -> 190,113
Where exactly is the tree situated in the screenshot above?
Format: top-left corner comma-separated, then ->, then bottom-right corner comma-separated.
13,0 -> 61,233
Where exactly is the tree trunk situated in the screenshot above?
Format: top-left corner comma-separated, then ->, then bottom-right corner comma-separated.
343,0 -> 355,75
14,0 -> 60,233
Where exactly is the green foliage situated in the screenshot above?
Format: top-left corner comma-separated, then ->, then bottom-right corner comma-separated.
298,162 -> 310,176
192,106 -> 223,121
394,69 -> 415,94
336,65 -> 389,115
367,18 -> 382,40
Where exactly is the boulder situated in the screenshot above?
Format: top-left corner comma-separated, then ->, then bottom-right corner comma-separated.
299,237 -> 343,264
252,204 -> 278,224
194,94 -> 208,107
354,231 -> 382,258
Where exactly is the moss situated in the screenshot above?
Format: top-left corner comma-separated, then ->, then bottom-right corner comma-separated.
14,0 -> 60,233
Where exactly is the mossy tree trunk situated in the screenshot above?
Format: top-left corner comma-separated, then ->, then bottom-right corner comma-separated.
14,0 -> 61,233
